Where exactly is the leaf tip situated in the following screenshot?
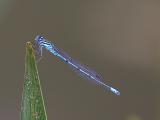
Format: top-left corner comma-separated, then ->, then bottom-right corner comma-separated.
26,42 -> 33,50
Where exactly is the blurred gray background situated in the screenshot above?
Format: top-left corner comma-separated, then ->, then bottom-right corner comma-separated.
0,0 -> 160,120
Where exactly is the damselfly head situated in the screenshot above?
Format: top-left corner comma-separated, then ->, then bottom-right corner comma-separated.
35,35 -> 44,44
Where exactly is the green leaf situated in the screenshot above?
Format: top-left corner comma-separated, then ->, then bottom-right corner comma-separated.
21,42 -> 47,120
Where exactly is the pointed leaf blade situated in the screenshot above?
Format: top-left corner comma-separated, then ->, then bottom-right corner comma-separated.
21,42 -> 47,120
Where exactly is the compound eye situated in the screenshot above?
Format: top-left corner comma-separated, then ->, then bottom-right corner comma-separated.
35,35 -> 44,42
40,36 -> 44,40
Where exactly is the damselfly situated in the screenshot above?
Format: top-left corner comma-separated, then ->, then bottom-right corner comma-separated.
34,35 -> 120,95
